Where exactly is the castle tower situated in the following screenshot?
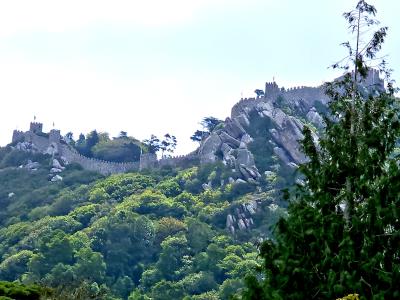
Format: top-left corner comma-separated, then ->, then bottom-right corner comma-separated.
264,81 -> 280,99
12,130 -> 25,143
49,129 -> 61,143
29,122 -> 43,134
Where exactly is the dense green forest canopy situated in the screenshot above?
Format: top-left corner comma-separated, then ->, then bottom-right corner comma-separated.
0,144 -> 287,299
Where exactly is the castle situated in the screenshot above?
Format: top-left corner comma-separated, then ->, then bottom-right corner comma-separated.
12,122 -> 197,175
231,69 -> 384,118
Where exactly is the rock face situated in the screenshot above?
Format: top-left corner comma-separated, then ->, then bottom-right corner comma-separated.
198,69 -> 384,183
199,133 -> 222,164
198,83 -> 323,182
25,160 -> 40,170
198,126 -> 261,182
51,175 -> 63,182
225,199 -> 262,234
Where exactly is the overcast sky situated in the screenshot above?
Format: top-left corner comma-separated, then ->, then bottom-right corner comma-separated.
0,0 -> 399,154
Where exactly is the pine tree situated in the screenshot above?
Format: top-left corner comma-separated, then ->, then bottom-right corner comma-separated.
242,1 -> 400,299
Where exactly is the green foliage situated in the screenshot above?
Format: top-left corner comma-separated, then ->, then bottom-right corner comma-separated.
156,178 -> 182,197
0,149 -> 50,169
92,138 -> 141,162
0,149 -> 268,299
0,281 -> 44,300
191,117 -> 223,144
243,2 -> 400,299
74,130 -> 143,163
0,251 -> 34,281
89,173 -> 155,202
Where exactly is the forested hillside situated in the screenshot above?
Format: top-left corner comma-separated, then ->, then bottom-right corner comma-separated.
1,1 -> 399,299
0,145 -> 286,299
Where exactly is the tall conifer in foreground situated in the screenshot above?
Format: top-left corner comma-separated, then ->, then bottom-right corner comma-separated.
242,1 -> 400,299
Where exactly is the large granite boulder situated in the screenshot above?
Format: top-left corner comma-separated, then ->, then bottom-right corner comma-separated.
306,107 -> 324,128
199,132 -> 222,164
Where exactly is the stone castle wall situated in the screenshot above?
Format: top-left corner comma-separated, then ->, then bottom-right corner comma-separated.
26,132 -> 52,153
59,144 -> 139,175
158,153 -> 199,168
231,84 -> 329,118
283,86 -> 329,106
12,125 -> 196,175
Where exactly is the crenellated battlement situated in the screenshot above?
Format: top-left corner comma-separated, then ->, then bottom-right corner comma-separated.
29,122 -> 43,134
49,129 -> 61,143
12,130 -> 25,143
11,122 -> 199,175
264,81 -> 280,97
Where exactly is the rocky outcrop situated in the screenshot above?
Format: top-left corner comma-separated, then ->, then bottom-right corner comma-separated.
306,107 -> 324,128
51,175 -> 63,182
225,199 -> 261,234
199,127 -> 261,182
198,75 -> 353,182
25,160 -> 40,171
14,142 -> 39,153
199,132 -> 222,164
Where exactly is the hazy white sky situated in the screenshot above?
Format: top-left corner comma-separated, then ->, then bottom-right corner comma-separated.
0,0 -> 399,154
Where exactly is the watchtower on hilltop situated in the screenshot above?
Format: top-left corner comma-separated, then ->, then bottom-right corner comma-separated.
49,129 -> 61,143
264,81 -> 280,99
29,122 -> 43,134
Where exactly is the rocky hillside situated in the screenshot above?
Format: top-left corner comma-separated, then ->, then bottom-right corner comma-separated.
198,69 -> 383,184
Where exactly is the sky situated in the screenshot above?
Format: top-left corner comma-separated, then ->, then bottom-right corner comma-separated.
0,0 -> 399,155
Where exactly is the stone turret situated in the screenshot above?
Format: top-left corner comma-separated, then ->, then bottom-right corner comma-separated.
29,122 -> 43,134
49,129 -> 61,143
12,130 -> 25,143
264,81 -> 280,100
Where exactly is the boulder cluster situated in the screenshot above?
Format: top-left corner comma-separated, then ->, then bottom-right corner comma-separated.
199,117 -> 261,184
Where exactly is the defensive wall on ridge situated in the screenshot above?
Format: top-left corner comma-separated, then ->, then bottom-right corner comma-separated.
12,122 -> 198,175
231,82 -> 330,119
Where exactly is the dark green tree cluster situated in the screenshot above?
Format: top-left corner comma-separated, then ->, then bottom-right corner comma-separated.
0,281 -> 46,300
73,130 -> 143,162
242,1 -> 400,299
190,117 -> 223,144
143,134 -> 177,157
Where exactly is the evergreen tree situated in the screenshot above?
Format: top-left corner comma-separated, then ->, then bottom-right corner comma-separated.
242,1 -> 400,299
160,134 -> 177,158
143,134 -> 161,154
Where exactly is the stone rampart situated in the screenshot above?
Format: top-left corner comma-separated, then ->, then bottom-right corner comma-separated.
283,86 -> 329,106
231,83 -> 330,119
60,144 -> 139,175
11,123 -> 198,175
158,153 -> 199,168
12,130 -> 25,143
27,132 -> 52,153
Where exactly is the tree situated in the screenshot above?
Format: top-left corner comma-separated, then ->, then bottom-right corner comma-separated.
118,131 -> 128,139
190,130 -> 207,144
143,134 -> 161,154
160,134 -> 177,158
143,134 -> 177,156
75,130 -> 100,157
191,117 -> 223,144
201,117 -> 223,133
254,89 -> 264,98
64,132 -> 75,145
242,1 -> 400,299
86,130 -> 100,154
75,133 -> 86,154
